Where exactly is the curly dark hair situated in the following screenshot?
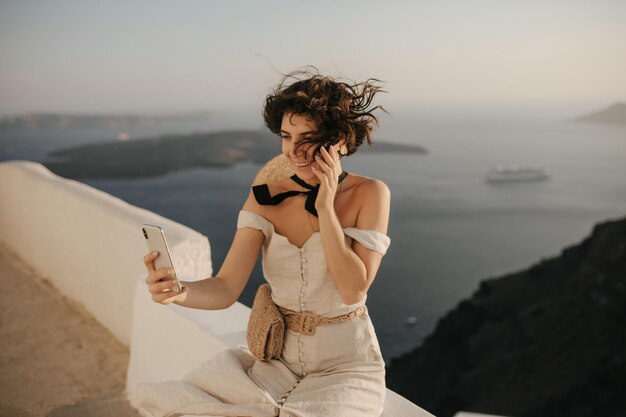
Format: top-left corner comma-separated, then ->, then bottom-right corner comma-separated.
262,66 -> 388,159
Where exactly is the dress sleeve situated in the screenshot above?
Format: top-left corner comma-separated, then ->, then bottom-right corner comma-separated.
343,228 -> 391,256
237,210 -> 272,238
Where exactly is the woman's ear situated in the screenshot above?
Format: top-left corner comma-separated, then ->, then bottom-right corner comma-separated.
338,140 -> 348,156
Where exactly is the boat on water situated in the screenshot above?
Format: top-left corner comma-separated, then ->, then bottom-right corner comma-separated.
405,316 -> 418,326
486,165 -> 550,183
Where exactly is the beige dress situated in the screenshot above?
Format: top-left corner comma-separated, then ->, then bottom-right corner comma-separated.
137,209 -> 391,417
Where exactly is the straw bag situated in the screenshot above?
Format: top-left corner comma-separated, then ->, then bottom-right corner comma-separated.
247,283 -> 285,361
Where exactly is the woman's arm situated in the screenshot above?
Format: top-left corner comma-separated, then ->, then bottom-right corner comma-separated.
318,179 -> 391,305
173,226 -> 264,310
144,190 -> 264,310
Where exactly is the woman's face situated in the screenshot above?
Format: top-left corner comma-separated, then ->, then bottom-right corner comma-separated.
280,112 -> 321,183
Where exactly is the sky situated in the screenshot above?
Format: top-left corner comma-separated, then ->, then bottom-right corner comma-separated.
0,0 -> 625,118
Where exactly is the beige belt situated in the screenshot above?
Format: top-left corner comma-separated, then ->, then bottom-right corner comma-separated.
277,305 -> 366,336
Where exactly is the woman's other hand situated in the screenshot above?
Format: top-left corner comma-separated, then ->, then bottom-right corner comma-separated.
143,251 -> 188,304
311,144 -> 343,213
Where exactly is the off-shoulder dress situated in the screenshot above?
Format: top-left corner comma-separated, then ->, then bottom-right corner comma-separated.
137,209 -> 391,417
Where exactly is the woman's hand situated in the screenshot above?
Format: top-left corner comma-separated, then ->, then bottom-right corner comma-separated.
143,251 -> 188,304
311,144 -> 343,213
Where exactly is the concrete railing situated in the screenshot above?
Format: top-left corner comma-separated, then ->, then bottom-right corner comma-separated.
0,161 -> 434,417
0,160 -> 212,345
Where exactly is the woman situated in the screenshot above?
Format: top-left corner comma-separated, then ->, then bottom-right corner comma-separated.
140,68 -> 391,417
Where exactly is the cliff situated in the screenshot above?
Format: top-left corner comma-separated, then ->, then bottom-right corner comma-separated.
42,130 -> 426,179
386,217 -> 626,417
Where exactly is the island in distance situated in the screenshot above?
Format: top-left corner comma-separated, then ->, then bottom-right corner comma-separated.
574,102 -> 626,125
43,130 -> 427,179
0,111 -> 217,131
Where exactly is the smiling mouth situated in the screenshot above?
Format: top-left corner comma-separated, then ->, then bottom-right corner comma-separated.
294,160 -> 314,168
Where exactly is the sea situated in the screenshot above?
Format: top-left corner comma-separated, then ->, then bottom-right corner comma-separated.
2,111 -> 625,363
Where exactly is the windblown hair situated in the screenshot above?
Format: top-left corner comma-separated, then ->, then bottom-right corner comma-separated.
263,66 -> 388,158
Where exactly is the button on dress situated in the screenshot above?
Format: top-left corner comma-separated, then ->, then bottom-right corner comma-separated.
137,209 -> 391,417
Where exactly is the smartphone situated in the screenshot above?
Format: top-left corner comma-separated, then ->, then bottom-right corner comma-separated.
142,224 -> 182,292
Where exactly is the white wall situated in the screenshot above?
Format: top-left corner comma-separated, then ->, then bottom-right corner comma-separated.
0,161 -> 213,345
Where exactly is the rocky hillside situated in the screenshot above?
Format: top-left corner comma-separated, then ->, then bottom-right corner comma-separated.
386,217 -> 626,417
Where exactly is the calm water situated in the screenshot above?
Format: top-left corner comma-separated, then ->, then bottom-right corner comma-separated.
3,115 -> 625,362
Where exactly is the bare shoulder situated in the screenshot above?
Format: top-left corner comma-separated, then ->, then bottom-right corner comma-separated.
348,174 -> 391,233
241,186 -> 262,212
348,173 -> 391,200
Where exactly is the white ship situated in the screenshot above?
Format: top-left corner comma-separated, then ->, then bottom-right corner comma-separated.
486,165 -> 550,183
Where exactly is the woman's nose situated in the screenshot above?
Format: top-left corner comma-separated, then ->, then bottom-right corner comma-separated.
291,143 -> 307,158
